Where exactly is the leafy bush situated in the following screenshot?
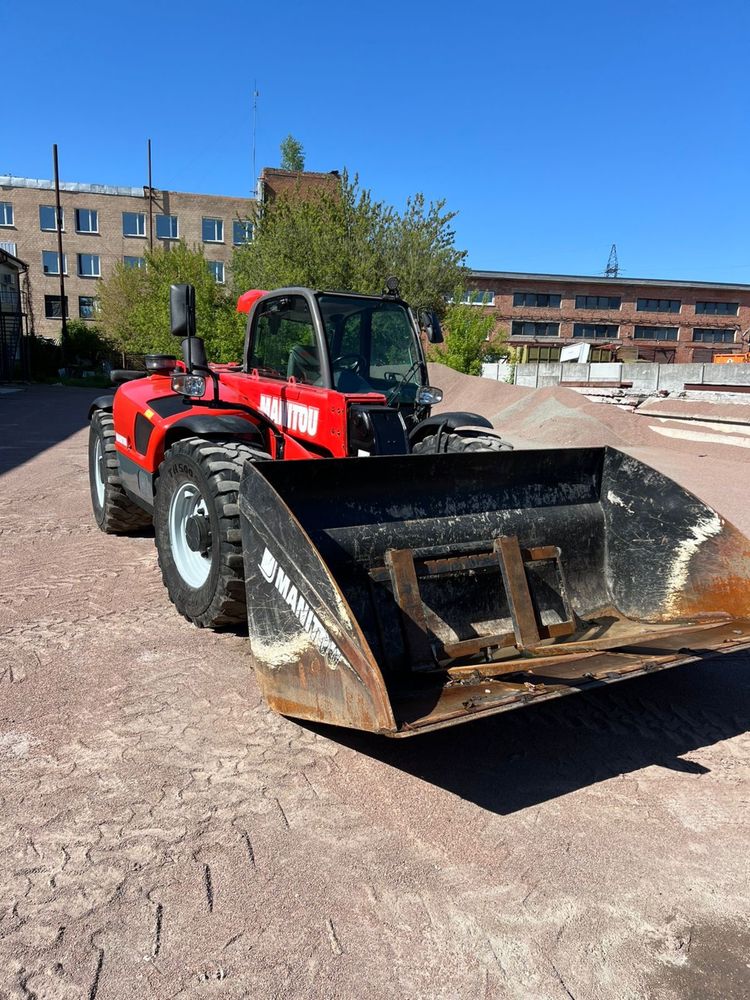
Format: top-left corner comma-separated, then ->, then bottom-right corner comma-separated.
64,319 -> 112,364
427,294 -> 509,376
29,336 -> 62,379
97,243 -> 244,362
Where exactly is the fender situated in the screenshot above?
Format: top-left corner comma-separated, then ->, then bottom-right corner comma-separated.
408,410 -> 493,444
88,393 -> 115,419
164,413 -> 265,449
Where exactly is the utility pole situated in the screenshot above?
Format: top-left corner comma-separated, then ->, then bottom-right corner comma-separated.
52,143 -> 67,366
604,243 -> 620,278
147,138 -> 154,249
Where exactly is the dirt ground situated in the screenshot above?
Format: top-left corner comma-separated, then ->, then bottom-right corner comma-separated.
1,384 -> 749,1000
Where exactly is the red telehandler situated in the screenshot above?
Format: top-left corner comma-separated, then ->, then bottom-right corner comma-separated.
88,281 -> 750,736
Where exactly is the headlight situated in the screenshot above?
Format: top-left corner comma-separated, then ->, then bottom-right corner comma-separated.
171,373 -> 206,397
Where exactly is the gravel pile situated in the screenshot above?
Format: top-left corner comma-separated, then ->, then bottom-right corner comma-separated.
428,363 -> 750,457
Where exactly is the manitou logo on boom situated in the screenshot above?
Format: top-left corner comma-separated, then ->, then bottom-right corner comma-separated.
259,395 -> 320,437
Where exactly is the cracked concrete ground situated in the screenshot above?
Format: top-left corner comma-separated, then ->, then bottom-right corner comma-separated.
1,385 -> 749,1000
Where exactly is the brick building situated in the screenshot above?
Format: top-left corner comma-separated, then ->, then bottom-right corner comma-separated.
466,270 -> 750,364
258,167 -> 341,203
0,176 -> 256,338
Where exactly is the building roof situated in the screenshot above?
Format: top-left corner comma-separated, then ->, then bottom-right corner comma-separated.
469,269 -> 750,293
260,168 -> 341,180
0,175 -> 255,202
0,246 -> 28,271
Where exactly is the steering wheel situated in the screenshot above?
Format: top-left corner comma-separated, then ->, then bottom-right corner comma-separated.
331,353 -> 367,374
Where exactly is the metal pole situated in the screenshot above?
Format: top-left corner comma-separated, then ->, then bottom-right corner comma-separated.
252,83 -> 259,196
53,143 -> 67,366
147,138 -> 154,249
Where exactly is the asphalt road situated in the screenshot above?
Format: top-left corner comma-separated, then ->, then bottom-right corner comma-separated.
1,386 -> 749,1000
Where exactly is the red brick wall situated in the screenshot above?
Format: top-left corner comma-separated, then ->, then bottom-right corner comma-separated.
468,275 -> 750,364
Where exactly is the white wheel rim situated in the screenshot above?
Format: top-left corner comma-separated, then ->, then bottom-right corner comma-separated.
94,437 -> 106,507
168,483 -> 212,588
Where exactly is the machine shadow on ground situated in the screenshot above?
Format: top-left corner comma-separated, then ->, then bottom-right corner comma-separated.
0,385 -> 98,476
313,653 -> 750,815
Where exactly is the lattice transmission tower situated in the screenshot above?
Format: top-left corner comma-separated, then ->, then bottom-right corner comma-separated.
604,244 -> 620,277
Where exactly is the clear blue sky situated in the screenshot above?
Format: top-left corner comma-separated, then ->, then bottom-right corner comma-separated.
5,0 -> 749,280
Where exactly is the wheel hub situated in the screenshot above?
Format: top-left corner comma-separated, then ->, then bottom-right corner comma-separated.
185,513 -> 211,555
167,483 -> 212,588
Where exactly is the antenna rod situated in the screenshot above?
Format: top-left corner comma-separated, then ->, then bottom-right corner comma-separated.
52,143 -> 67,365
147,138 -> 154,249
252,83 -> 259,196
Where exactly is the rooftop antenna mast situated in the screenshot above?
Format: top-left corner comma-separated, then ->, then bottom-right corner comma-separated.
252,82 -> 259,197
604,243 -> 620,277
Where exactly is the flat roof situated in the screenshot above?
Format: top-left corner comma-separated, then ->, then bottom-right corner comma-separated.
469,269 -> 750,293
0,175 -> 255,202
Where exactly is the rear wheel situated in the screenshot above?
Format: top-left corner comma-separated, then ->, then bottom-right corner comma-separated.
89,410 -> 152,533
412,430 -> 513,455
154,437 -> 270,628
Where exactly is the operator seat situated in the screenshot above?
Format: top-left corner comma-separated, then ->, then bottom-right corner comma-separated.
287,344 -> 321,383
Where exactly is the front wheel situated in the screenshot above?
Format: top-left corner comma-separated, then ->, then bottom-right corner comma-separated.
153,438 -> 270,628
89,410 -> 152,533
411,430 -> 513,455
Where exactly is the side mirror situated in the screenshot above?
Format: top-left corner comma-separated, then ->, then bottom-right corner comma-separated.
418,310 -> 443,344
170,284 -> 196,339
416,385 -> 443,405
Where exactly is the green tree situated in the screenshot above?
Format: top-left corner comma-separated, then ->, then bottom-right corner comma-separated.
98,243 -> 244,361
280,134 -> 305,172
427,291 -> 508,376
232,172 -> 467,314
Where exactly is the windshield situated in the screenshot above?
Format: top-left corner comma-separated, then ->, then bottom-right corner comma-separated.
317,294 -> 422,399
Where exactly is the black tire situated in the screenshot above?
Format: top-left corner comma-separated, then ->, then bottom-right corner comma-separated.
89,410 -> 152,533
153,437 -> 270,628
411,430 -> 513,455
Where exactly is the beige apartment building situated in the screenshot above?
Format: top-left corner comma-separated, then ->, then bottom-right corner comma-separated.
0,176 -> 256,337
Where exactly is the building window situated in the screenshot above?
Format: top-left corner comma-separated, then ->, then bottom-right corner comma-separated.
207,260 -> 225,284
124,255 -> 145,269
526,345 -> 561,362
202,217 -> 224,243
78,253 -> 101,278
79,295 -> 98,319
123,212 -> 146,237
461,289 -> 495,305
633,325 -> 679,341
513,291 -> 561,308
0,203 -> 13,227
156,214 -> 178,240
692,328 -> 736,344
0,241 -> 17,255
575,295 -> 621,310
40,205 -> 63,231
572,323 -> 620,339
233,220 -> 253,245
44,295 -> 68,319
636,298 -> 681,313
42,250 -> 67,275
512,321 -> 560,337
695,300 -> 739,316
75,208 -> 99,234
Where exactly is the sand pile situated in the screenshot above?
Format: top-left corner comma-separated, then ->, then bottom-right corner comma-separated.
427,362 -> 750,457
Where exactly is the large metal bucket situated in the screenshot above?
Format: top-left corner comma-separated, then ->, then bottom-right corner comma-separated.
238,448 -> 750,736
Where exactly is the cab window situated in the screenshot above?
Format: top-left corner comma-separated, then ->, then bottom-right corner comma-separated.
248,295 -> 320,383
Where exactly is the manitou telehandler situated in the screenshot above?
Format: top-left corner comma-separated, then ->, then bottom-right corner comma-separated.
88,281 -> 750,736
